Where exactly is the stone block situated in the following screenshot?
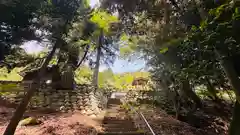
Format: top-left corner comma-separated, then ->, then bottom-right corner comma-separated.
80,110 -> 86,114
79,106 -> 85,110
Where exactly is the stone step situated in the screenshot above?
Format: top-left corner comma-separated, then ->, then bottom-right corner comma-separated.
107,99 -> 122,105
103,118 -> 133,123
103,120 -> 134,124
98,132 -> 145,135
103,116 -> 133,120
102,123 -> 137,129
103,127 -> 138,132
106,107 -> 122,110
99,99 -> 142,135
102,121 -> 135,125
103,122 -> 133,124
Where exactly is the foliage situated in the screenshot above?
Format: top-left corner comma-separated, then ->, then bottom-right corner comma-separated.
0,0 -> 45,61
100,3 -> 240,134
98,70 -> 150,90
2,0 -> 240,134
73,65 -> 150,90
90,10 -> 119,34
75,65 -> 93,84
0,68 -> 23,81
0,65 -> 150,91
179,1 -> 240,90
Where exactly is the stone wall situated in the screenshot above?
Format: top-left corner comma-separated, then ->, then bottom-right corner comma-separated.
0,84 -> 108,116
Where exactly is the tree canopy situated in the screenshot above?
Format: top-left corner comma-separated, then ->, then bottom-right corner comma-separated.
2,0 -> 240,135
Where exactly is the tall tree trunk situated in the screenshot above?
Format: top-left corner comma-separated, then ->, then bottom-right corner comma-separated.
3,42 -> 59,135
76,44 -> 90,69
215,50 -> 240,135
92,29 -> 103,88
61,63 -> 74,89
164,47 -> 202,107
216,50 -> 240,102
182,80 -> 202,108
0,43 -> 4,61
229,101 -> 240,135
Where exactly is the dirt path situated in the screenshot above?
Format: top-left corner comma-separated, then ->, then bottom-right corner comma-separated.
0,106 -> 103,135
98,98 -> 143,135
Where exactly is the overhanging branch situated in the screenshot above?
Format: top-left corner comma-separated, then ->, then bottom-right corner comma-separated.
75,44 -> 90,69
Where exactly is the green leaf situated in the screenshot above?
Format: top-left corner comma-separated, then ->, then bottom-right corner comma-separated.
191,25 -> 197,31
90,10 -> 118,33
235,7 -> 239,14
47,0 -> 52,5
160,47 -> 168,54
120,34 -> 129,41
200,20 -> 207,31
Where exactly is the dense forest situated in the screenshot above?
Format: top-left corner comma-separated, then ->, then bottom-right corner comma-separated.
1,0 -> 240,135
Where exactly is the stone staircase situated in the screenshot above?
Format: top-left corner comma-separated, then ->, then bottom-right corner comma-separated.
98,98 -> 144,135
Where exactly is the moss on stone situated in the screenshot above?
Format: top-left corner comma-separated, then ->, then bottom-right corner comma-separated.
19,117 -> 42,126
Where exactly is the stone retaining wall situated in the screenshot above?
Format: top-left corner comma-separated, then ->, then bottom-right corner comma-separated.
0,84 -> 108,116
